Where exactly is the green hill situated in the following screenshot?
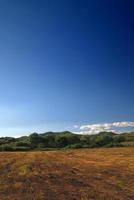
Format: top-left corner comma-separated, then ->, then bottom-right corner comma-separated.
0,131 -> 133,151
40,131 -> 74,137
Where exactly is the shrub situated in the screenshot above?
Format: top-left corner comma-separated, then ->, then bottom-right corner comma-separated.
55,136 -> 68,148
13,146 -> 31,151
95,135 -> 113,147
66,143 -> 82,149
0,145 -> 14,151
67,135 -> 80,145
29,133 -> 41,148
16,142 -> 31,147
113,135 -> 125,143
105,142 -> 123,148
45,135 -> 56,148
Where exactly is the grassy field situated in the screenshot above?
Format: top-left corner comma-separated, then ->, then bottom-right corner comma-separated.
0,148 -> 133,200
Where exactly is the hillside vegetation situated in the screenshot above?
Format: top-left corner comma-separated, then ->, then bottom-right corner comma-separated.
0,131 -> 133,151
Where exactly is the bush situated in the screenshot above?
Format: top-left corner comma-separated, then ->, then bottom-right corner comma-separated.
82,144 -> 90,148
113,135 -> 125,143
105,142 -> 123,148
0,145 -> 31,151
16,142 -> 31,147
80,135 -> 92,145
29,133 -> 42,148
66,143 -> 82,149
0,145 -> 14,151
95,135 -> 113,147
55,136 -> 68,147
13,146 -> 31,151
67,135 -> 80,145
43,135 -> 56,148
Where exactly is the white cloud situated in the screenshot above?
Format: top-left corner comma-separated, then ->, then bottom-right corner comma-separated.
75,121 -> 134,135
112,121 -> 134,127
73,125 -> 79,128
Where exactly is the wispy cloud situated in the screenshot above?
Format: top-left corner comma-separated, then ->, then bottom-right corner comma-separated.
73,125 -> 79,128
75,121 -> 134,134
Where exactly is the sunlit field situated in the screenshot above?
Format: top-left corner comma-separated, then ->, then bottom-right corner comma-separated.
0,147 -> 133,200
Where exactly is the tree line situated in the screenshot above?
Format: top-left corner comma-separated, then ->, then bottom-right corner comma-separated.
0,131 -> 129,151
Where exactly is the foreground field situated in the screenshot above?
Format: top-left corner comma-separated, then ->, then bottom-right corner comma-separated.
0,148 -> 133,200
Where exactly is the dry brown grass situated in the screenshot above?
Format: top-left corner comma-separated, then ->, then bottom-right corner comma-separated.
0,147 -> 133,200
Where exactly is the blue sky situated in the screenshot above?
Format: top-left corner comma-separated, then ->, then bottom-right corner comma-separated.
0,0 -> 134,136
